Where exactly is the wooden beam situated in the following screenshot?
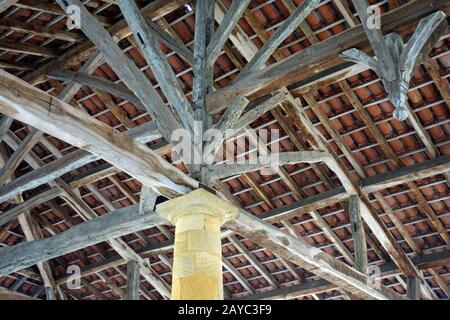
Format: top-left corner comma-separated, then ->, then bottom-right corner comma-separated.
117,0 -> 194,133
205,0 -> 449,114
0,70 -> 197,197
0,187 -> 63,228
351,0 -> 397,81
17,212 -> 59,300
145,18 -> 194,65
126,261 -> 140,300
407,277 -> 421,300
207,0 -> 251,66
226,209 -> 407,300
0,115 -> 12,143
0,18 -> 84,43
0,0 -> 18,13
0,39 -> 58,58
428,268 -> 450,298
348,195 -> 368,274
0,121 -> 162,204
55,0 -> 183,143
127,261 -> 140,300
0,205 -> 165,276
209,151 -> 330,180
0,129 -> 43,186
239,0 -> 320,77
48,70 -> 144,111
24,0 -> 189,85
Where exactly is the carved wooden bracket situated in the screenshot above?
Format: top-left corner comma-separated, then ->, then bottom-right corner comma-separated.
341,8 -> 447,121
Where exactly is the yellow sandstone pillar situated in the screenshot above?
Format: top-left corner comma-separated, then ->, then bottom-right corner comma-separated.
156,189 -> 238,300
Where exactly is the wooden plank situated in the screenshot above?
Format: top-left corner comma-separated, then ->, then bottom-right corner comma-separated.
126,260 -> 140,300
0,69 -> 197,197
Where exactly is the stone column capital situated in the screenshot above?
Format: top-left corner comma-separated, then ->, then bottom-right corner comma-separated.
156,189 -> 238,226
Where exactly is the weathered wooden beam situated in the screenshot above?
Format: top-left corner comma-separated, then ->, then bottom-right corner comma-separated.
0,205 -> 165,276
226,209 -> 407,300
0,39 -> 58,58
145,18 -> 194,65
209,151 -> 330,180
348,195 -> 368,274
351,0 -> 397,81
0,129 -> 42,186
342,10 -> 447,120
17,212 -> 59,300
126,260 -> 141,300
55,0 -> 183,143
139,186 -> 157,215
239,0 -> 320,77
0,122 -> 161,204
233,92 -> 286,130
205,0 -> 449,114
0,115 -> 12,143
49,70 -> 143,109
204,96 -> 249,161
117,0 -> 194,134
207,0 -> 251,66
428,268 -> 450,298
25,0 -> 189,84
0,70 -> 197,197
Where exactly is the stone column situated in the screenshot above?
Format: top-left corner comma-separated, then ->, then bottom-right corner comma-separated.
156,189 -> 238,300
